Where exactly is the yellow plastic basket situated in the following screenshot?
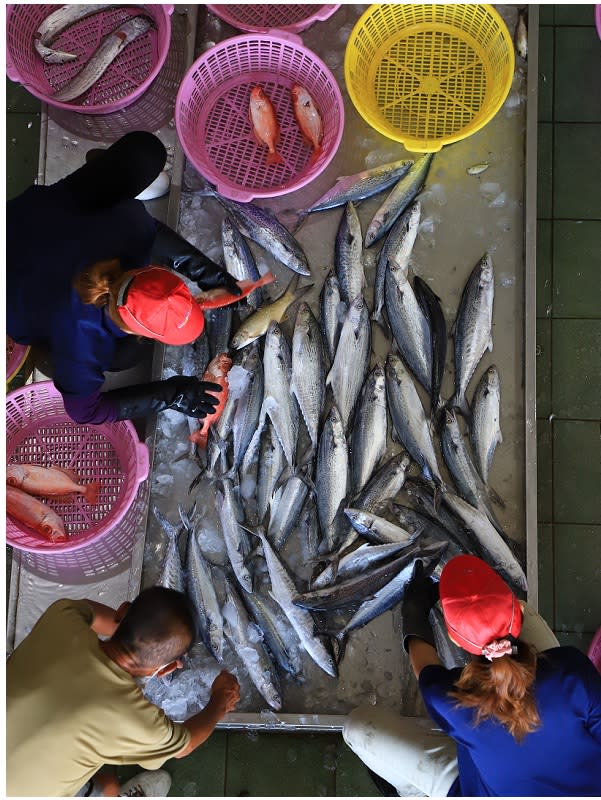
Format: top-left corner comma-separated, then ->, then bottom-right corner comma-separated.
344,4 -> 515,153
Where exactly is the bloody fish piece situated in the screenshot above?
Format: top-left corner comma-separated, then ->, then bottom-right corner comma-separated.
189,353 -> 234,449
7,485 -> 68,543
6,463 -> 100,504
291,84 -> 323,165
195,272 -> 276,310
249,86 -> 284,166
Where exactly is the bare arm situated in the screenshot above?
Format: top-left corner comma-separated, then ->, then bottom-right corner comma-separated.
83,599 -> 131,638
408,636 -> 443,680
176,670 -> 240,758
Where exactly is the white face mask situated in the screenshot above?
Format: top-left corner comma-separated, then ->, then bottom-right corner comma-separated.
134,660 -> 176,689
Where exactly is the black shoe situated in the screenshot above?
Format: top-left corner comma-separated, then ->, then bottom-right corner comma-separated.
366,767 -> 400,796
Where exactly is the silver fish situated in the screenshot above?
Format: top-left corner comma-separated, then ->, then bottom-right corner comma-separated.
316,405 -> 349,553
268,474 -> 309,550
152,506 -> 185,594
302,159 -> 414,213
201,187 -> 311,276
385,354 -> 443,486
515,8 -> 528,60
320,271 -> 346,366
181,334 -> 211,378
372,200 -> 421,333
256,422 -> 286,526
221,216 -> 263,312
222,579 -> 282,710
252,526 -> 338,677
34,4 -> 113,63
311,541 -> 410,590
326,294 -> 371,432
470,365 -> 503,485
385,256 -> 432,394
450,253 -> 495,417
414,275 -> 448,420
181,508 -> 224,662
206,306 -> 233,359
53,16 -> 152,103
335,201 -> 365,306
350,364 -> 388,496
290,302 -> 326,455
365,154 -> 434,248
392,501 -> 479,561
442,491 -> 527,592
216,479 -> 253,593
230,342 -> 264,474
344,508 -> 415,546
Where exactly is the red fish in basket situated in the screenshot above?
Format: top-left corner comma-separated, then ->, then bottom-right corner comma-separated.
7,485 -> 68,543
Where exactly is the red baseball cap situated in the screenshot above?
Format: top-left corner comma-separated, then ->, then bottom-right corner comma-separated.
116,267 -> 204,345
439,555 -> 523,656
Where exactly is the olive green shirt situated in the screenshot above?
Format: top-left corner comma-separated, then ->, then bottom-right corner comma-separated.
7,599 -> 190,797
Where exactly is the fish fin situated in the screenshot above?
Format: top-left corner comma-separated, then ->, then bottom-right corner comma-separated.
308,146 -> 323,167
449,392 -> 471,419
267,150 -> 285,166
189,469 -> 206,493
488,486 -> 506,509
84,482 -> 101,505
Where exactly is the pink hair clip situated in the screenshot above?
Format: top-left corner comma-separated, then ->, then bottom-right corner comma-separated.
482,639 -> 515,661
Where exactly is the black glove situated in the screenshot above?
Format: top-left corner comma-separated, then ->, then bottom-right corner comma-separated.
151,220 -> 242,295
105,376 -> 222,421
401,560 -> 440,653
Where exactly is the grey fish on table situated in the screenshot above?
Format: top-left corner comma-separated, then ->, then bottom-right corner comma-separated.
316,405 -> 349,553
222,578 -> 282,710
216,478 -> 254,594
230,341 -> 264,474
251,526 -> 338,677
364,153 -> 434,248
199,185 -> 311,277
344,508 -> 415,547
152,506 -> 185,594
385,354 -> 444,487
334,201 -> 365,306
268,473 -> 310,550
180,506 -> 224,662
414,275 -> 448,419
34,4 -> 114,64
391,501 -> 480,561
181,334 -> 211,378
350,363 -> 388,496
326,294 -> 371,433
53,16 -> 152,103
221,216 -> 264,313
256,421 -> 286,527
206,306 -> 234,359
320,271 -> 346,367
372,199 -> 421,334
450,253 -> 495,418
470,365 -> 503,485
290,302 -> 326,456
300,158 -> 414,214
311,541 -> 411,590
385,253 -> 432,394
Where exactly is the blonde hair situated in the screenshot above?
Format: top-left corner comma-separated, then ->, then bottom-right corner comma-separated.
73,259 -> 123,307
449,640 -> 541,742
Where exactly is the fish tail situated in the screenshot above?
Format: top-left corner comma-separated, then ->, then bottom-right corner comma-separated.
84,481 -> 101,505
308,146 -> 323,167
449,392 -> 471,419
370,308 -> 391,337
267,150 -> 285,166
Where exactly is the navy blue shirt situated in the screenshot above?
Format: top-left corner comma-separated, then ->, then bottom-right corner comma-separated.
7,179 -> 156,399
419,646 -> 601,796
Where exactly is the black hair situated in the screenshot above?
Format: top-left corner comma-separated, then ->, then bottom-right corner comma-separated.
111,586 -> 196,670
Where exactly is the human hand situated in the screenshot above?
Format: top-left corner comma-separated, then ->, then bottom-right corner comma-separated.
210,670 -> 241,715
114,601 -> 132,626
198,269 -> 243,297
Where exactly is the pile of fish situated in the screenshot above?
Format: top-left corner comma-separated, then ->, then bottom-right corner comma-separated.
33,5 -> 152,103
152,153 -> 526,711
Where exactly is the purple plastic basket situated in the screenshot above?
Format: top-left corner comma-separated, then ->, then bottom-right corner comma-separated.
175,32 -> 344,202
206,4 -> 340,34
6,382 -> 149,577
6,4 -> 173,114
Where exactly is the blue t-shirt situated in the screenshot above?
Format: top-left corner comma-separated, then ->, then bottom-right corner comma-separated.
7,179 -> 156,397
419,646 -> 601,796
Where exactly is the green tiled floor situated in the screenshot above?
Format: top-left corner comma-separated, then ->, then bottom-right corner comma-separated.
6,6 -> 601,795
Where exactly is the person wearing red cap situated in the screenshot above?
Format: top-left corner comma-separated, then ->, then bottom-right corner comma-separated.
7,131 -> 241,424
343,555 -> 601,797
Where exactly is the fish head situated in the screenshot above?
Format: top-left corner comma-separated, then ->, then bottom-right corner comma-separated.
6,464 -> 26,486
486,365 -> 500,387
250,85 -> 268,105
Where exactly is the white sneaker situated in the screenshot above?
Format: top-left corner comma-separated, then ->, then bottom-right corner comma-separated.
135,170 -> 171,201
119,769 -> 172,797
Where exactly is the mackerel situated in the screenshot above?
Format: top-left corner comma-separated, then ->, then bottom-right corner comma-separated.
320,271 -> 346,366
268,474 -> 310,550
470,365 -> 503,485
290,302 -> 326,454
53,16 -> 152,103
372,200 -> 421,333
391,501 -> 480,560
350,364 -> 388,496
311,541 -> 410,590
230,342 -> 264,473
152,506 -> 185,594
344,508 -> 415,546
365,154 -> 434,247
316,405 -> 349,552
326,294 -> 371,432
256,422 -> 286,525
335,202 -> 365,306
206,306 -> 233,359
414,275 -> 448,419
216,479 -> 253,593
222,579 -> 282,710
385,354 -> 443,486
34,4 -> 114,63
241,585 -> 304,678
221,216 -> 263,311
450,253 -> 495,417
252,527 -> 338,677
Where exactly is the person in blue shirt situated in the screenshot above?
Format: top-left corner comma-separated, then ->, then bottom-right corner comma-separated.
7,130 -> 241,425
343,554 -> 601,797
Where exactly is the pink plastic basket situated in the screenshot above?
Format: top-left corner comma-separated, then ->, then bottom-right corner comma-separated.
206,4 -> 340,34
6,382 -> 150,575
6,336 -> 30,384
5,4 -> 173,115
175,32 -> 345,202
589,626 -> 601,675
596,5 -> 601,40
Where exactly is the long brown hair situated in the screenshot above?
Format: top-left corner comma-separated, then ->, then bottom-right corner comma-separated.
449,640 -> 541,742
73,259 -> 123,307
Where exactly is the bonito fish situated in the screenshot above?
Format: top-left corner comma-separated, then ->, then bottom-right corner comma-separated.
320,271 -> 346,366
414,275 -> 448,419
7,463 -> 99,504
316,405 -> 349,553
34,4 -> 114,64
470,365 -> 503,485
152,506 -> 185,594
290,302 -> 326,455
249,85 -> 284,166
221,216 -> 264,311
7,485 -> 67,543
216,479 -> 254,594
335,201 -> 365,306
350,364 -> 388,496
53,16 -> 152,103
